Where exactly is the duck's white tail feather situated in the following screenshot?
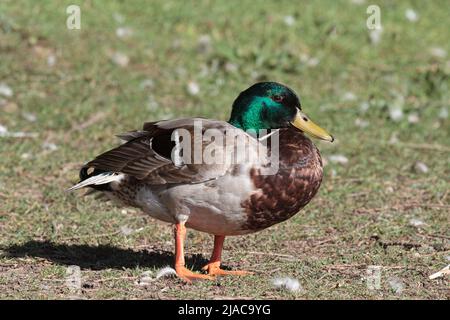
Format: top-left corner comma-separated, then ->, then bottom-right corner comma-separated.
67,172 -> 124,191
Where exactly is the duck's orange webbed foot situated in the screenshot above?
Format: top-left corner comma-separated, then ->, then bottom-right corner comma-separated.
175,266 -> 214,283
202,261 -> 253,276
173,223 -> 214,283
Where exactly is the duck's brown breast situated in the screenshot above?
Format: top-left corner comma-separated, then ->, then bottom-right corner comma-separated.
241,128 -> 323,231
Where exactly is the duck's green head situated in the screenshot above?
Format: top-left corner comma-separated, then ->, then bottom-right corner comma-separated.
229,82 -> 333,142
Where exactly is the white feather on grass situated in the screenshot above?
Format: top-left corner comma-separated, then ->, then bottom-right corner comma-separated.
136,267 -> 177,286
156,266 -> 177,279
271,276 -> 303,293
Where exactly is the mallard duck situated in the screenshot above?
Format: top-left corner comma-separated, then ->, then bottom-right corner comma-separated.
69,82 -> 333,282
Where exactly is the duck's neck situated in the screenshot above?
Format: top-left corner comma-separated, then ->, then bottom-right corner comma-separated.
228,97 -> 272,132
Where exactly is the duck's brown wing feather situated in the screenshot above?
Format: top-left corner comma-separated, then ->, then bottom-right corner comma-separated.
84,118 -> 248,185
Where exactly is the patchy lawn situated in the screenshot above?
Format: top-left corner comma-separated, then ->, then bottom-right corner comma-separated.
0,0 -> 448,299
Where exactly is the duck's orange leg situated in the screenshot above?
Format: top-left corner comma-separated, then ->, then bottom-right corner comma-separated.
174,223 -> 214,282
202,235 -> 253,276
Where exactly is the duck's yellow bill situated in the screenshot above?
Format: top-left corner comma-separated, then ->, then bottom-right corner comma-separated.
291,110 -> 334,142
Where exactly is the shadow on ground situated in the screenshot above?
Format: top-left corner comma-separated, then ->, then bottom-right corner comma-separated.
2,240 -> 209,271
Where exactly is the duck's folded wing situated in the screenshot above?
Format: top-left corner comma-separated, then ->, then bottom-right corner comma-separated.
82,118 -> 248,185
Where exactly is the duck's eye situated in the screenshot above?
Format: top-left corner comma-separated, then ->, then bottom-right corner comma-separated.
272,95 -> 283,102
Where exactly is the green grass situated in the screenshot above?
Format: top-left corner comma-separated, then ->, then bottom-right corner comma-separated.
0,0 -> 449,299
